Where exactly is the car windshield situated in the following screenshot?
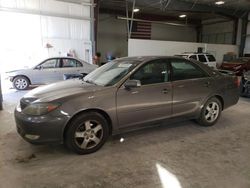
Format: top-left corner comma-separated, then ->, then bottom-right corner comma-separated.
83,59 -> 139,86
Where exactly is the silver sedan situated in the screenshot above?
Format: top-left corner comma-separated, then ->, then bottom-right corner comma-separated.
6,57 -> 97,90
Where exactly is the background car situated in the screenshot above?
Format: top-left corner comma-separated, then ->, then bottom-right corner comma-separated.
220,57 -> 250,76
6,57 -> 97,90
175,52 -> 217,69
15,56 -> 239,154
240,70 -> 250,97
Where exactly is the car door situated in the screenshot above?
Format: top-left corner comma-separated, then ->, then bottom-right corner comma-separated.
32,58 -> 61,84
170,58 -> 214,117
57,58 -> 83,79
205,54 -> 217,68
116,59 -> 172,128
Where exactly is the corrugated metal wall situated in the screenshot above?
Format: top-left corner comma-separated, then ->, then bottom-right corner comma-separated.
0,0 -> 93,72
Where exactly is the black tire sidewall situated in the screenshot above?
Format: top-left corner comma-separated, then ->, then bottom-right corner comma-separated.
13,76 -> 30,90
65,112 -> 109,155
198,97 -> 222,126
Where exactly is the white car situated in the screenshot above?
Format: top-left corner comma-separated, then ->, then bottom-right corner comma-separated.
6,57 -> 98,90
176,53 -> 217,69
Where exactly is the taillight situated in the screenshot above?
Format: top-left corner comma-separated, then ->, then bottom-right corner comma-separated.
233,76 -> 240,88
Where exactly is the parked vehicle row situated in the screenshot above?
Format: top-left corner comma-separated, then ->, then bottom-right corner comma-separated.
6,57 -> 97,90
220,57 -> 250,76
15,56 -> 239,154
240,70 -> 250,97
175,52 -> 217,69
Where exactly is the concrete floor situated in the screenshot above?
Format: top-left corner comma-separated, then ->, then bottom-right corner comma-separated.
0,89 -> 250,188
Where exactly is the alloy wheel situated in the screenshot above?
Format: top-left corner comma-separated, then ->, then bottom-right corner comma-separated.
74,120 -> 103,150
204,102 -> 219,123
14,78 -> 28,90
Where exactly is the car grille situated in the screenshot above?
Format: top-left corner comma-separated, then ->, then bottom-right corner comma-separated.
20,97 -> 37,110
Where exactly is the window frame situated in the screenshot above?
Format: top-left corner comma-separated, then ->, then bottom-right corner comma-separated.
189,55 -> 198,61
60,58 -> 82,68
37,58 -> 60,69
198,54 -> 208,63
205,54 -> 216,62
169,58 -> 210,82
129,59 -> 171,86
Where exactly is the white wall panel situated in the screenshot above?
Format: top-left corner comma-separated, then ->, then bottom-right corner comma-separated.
41,0 -> 68,15
0,0 -> 17,8
46,17 -> 70,38
128,39 -> 239,64
0,0 -> 93,72
0,0 -> 90,18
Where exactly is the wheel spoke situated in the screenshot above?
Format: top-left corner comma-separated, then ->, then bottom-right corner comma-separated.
93,124 -> 102,134
80,139 -> 89,149
205,113 -> 211,119
206,106 -> 211,111
84,121 -> 91,130
91,135 -> 100,144
212,103 -> 216,110
75,131 -> 85,138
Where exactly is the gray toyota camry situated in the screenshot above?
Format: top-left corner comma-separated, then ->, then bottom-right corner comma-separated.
15,56 -> 239,154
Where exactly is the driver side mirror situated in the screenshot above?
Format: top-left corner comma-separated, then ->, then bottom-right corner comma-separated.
124,80 -> 141,89
36,65 -> 42,70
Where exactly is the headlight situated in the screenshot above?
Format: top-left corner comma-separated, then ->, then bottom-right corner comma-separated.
22,103 -> 60,116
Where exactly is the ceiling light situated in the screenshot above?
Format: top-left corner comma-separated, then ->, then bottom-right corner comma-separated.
215,1 -> 225,5
179,14 -> 187,18
133,8 -> 140,12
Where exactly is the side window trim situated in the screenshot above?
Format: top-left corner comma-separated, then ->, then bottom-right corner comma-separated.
205,55 -> 210,63
76,60 -> 83,67
129,59 -> 171,86
170,58 -> 210,82
40,58 -> 58,69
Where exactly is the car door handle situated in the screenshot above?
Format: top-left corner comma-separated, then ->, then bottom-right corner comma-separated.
162,89 -> 168,94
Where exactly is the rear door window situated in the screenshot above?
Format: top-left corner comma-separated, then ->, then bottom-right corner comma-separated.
61,59 -> 78,68
198,55 -> 207,63
206,55 -> 216,62
171,59 -> 209,81
189,55 -> 197,60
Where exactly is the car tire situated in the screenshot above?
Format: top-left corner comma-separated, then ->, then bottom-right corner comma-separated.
13,76 -> 30,90
196,97 -> 222,127
65,112 -> 110,155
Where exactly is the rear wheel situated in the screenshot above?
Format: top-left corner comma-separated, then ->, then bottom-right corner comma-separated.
196,97 -> 222,126
13,76 -> 30,90
65,112 -> 109,154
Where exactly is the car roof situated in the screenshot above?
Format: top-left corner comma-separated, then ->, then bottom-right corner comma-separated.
176,52 -> 213,55
115,56 -> 185,63
45,56 -> 86,63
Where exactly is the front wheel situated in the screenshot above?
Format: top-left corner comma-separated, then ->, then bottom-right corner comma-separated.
13,76 -> 30,90
196,97 -> 222,126
65,112 -> 110,154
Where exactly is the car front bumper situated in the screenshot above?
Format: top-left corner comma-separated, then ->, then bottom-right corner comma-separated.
15,108 -> 70,144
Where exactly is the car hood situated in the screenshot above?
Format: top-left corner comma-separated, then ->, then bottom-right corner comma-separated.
24,79 -> 104,102
6,69 -> 27,74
